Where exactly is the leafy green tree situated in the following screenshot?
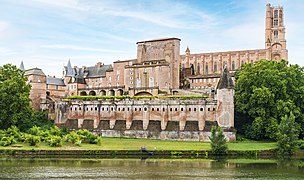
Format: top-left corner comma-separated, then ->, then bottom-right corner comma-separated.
277,112 -> 300,156
0,64 -> 32,130
235,60 -> 304,140
209,126 -> 228,155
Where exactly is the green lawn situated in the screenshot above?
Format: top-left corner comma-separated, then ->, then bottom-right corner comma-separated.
0,137 -> 277,151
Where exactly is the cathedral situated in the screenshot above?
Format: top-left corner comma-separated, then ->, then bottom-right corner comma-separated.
20,4 -> 287,141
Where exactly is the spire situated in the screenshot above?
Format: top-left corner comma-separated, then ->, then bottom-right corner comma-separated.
66,59 -> 75,76
19,61 -> 25,70
217,65 -> 234,89
185,46 -> 190,53
67,59 -> 72,69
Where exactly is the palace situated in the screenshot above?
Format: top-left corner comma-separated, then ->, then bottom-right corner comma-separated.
20,4 -> 287,141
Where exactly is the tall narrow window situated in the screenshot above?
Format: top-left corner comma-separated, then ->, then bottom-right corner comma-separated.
197,63 -> 200,74
232,61 -> 235,70
274,10 -> 278,18
205,62 -> 208,75
214,62 -> 217,73
274,30 -> 278,38
149,77 -> 154,87
190,64 -> 194,75
136,78 -> 140,87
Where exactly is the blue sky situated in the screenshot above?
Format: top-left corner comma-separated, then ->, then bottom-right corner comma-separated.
0,0 -> 303,77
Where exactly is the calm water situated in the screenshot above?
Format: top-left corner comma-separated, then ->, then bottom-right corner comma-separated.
0,158 -> 303,180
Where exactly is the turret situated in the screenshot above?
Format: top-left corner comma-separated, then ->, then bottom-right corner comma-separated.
216,65 -> 234,128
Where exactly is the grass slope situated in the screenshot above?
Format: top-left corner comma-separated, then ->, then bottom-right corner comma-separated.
0,137 -> 277,151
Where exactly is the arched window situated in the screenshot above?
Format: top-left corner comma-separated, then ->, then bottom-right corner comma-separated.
205,62 -> 208,75
197,63 -> 200,74
149,77 -> 154,87
241,60 -> 245,66
190,63 -> 194,75
214,62 -> 217,73
232,61 -> 235,70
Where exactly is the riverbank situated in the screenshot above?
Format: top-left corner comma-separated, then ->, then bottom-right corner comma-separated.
0,137 -> 284,158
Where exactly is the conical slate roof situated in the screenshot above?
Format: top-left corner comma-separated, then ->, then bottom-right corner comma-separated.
66,59 -> 76,76
19,61 -> 25,70
217,65 -> 234,89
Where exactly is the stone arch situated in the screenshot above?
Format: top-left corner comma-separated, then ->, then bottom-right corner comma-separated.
100,90 -> 106,96
172,90 -> 179,95
272,53 -> 281,61
134,91 -> 153,96
89,91 -> 96,96
271,43 -> 282,51
117,89 -> 123,96
80,91 -> 87,96
108,89 -> 115,96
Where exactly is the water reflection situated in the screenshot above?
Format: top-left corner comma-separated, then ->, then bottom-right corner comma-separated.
0,158 -> 303,179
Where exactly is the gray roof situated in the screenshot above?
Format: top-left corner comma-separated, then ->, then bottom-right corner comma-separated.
84,65 -> 112,78
217,66 -> 234,89
24,68 -> 45,76
19,61 -> 25,70
65,60 -> 76,76
69,75 -> 86,84
46,77 -> 65,86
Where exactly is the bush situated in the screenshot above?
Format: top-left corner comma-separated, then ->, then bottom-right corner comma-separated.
28,126 -> 43,136
76,129 -> 97,144
0,136 -> 15,146
277,112 -> 300,156
64,131 -> 81,144
95,136 -> 102,146
26,134 -> 41,146
209,126 -> 228,155
297,140 -> 304,150
75,140 -> 82,146
48,136 -> 63,147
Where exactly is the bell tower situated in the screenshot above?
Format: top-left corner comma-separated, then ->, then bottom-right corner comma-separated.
265,3 -> 288,60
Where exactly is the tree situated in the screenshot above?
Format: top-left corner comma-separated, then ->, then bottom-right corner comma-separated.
277,112 -> 300,156
0,64 -> 32,130
235,60 -> 304,140
209,126 -> 228,155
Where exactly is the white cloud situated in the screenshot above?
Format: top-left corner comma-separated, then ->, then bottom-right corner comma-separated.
40,44 -> 127,53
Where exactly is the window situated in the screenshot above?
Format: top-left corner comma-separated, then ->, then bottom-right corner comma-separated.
274,19 -> 278,26
214,62 -> 217,73
149,77 -> 154,87
274,10 -> 278,18
274,30 -> 278,38
241,60 -> 245,66
205,62 -> 208,74
200,108 -> 203,111
197,63 -> 200,74
232,61 -> 235,70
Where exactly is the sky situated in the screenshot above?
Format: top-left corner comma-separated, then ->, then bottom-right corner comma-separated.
0,0 -> 303,77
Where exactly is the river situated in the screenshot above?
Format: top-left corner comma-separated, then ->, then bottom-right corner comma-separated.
0,158 -> 303,179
